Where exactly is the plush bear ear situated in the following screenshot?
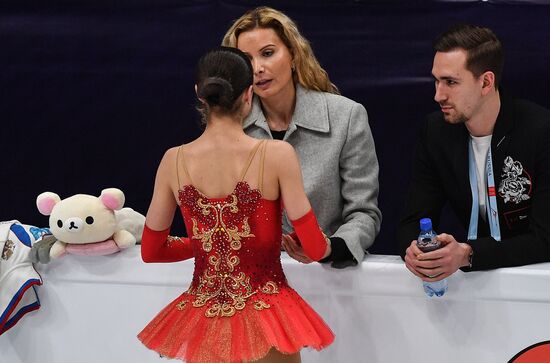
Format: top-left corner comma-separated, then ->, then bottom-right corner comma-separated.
36,192 -> 61,216
99,188 -> 125,211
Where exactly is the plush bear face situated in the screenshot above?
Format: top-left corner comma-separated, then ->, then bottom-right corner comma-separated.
48,194 -> 117,244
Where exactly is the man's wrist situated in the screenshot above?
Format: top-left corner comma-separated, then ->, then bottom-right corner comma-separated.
460,243 -> 473,268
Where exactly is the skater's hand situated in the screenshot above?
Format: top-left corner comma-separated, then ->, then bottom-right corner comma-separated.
282,233 -> 313,264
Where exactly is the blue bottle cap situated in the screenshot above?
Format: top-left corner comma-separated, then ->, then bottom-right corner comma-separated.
420,218 -> 432,231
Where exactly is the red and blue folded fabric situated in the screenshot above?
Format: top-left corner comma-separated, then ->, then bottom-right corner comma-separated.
0,221 -> 49,335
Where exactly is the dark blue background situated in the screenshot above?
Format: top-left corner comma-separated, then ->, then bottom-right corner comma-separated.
2,0 -> 549,255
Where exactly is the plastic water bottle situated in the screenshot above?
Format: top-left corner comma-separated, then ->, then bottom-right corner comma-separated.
417,218 -> 447,297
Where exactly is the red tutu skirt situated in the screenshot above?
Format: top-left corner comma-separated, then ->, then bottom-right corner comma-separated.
138,287 -> 334,363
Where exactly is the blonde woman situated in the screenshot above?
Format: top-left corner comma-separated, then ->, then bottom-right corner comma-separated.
223,7 -> 381,268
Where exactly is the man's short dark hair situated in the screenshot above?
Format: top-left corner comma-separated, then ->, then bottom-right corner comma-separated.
434,24 -> 503,88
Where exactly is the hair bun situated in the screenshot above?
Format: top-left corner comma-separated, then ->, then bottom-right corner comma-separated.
194,47 -> 253,121
198,77 -> 234,109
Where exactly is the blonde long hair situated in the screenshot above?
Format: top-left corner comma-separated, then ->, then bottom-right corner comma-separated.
222,6 -> 339,95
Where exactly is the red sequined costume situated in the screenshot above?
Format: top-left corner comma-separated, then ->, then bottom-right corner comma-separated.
138,141 -> 334,363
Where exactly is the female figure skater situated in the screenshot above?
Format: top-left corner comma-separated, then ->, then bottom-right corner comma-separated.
138,46 -> 334,363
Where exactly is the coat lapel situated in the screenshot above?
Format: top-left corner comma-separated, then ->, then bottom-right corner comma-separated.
242,85 -> 330,140
491,96 -> 514,219
491,96 -> 514,177
453,124 -> 471,201
288,85 -> 330,138
243,97 -> 271,137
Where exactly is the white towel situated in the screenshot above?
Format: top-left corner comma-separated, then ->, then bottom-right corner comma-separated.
0,220 -> 45,335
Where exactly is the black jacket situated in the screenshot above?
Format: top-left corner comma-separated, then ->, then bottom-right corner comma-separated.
397,97 -> 550,271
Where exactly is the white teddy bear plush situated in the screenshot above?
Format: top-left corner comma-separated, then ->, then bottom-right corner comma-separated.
36,188 -> 145,259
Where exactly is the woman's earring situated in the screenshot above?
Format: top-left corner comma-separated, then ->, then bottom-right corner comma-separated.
291,62 -> 296,72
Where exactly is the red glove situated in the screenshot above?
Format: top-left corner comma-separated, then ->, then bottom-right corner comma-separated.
290,209 -> 329,261
141,224 -> 193,263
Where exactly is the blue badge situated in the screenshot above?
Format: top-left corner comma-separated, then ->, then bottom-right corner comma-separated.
29,227 -> 51,240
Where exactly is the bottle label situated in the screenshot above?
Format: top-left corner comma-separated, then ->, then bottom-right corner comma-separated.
417,236 -> 440,252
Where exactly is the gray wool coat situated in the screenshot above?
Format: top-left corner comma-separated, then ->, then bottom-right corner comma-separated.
243,85 -> 382,262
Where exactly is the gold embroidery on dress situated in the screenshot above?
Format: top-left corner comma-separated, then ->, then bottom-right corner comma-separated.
189,193 -> 279,317
253,282 -> 279,311
254,301 -> 270,310
260,281 -> 279,294
226,216 -> 252,250
193,251 -> 257,317
176,300 -> 188,310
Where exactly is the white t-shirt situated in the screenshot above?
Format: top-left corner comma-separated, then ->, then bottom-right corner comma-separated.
470,134 -> 492,221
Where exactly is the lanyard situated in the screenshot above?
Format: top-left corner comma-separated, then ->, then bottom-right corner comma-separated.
467,140 -> 502,241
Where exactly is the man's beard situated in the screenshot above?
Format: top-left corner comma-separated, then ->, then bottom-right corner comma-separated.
442,109 -> 468,124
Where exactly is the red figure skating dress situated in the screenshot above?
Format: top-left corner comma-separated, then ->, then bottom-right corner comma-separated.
138,141 -> 334,363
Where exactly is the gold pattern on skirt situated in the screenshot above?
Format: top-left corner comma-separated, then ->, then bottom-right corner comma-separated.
176,300 -> 188,310
260,281 -> 279,294
253,300 -> 271,310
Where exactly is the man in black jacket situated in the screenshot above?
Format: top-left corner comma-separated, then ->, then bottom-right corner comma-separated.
398,24 -> 550,282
